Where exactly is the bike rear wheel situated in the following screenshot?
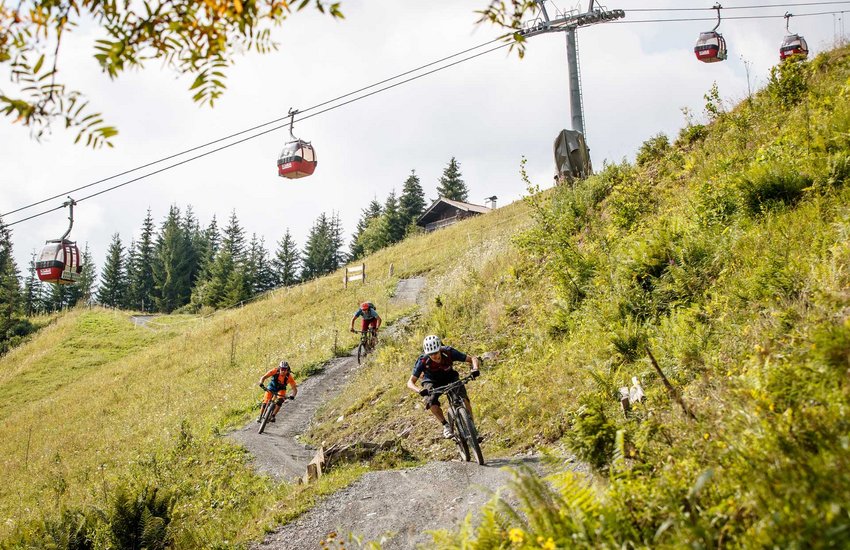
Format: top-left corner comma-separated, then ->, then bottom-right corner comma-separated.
257,401 -> 273,434
447,408 -> 470,462
457,407 -> 484,465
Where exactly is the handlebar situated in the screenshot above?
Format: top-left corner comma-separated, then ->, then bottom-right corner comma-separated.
427,373 -> 478,396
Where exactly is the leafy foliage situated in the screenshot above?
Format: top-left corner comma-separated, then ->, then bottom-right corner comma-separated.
0,0 -> 343,146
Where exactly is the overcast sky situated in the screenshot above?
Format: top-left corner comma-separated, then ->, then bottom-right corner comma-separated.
0,0 -> 842,274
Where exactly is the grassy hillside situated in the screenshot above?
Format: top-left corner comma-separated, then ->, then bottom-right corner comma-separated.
307,47 -> 850,547
4,44 -> 849,550
0,203 -> 529,547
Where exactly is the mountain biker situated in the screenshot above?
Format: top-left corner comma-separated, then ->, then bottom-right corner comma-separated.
350,301 -> 382,339
257,361 -> 298,423
406,335 -> 480,439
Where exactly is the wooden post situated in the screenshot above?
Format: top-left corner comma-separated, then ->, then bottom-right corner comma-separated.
361,263 -> 366,284
389,263 -> 394,276
646,347 -> 697,421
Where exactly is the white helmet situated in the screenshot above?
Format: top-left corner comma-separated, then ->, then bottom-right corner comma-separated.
423,335 -> 442,355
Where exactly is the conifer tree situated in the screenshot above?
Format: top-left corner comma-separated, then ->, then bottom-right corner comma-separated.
221,210 -> 246,263
97,234 -> 128,307
201,249 -> 235,308
273,229 -> 301,287
197,215 -> 221,281
350,199 -> 382,259
0,218 -> 22,337
399,169 -> 426,231
329,211 -> 347,269
182,206 -> 203,288
22,250 -> 42,316
244,234 -> 276,296
129,209 -> 156,312
436,157 -> 469,202
383,190 -> 406,244
69,244 -> 96,307
153,206 -> 192,312
357,215 -> 391,256
301,213 -> 338,280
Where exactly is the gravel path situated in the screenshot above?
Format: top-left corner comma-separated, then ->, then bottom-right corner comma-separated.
254,457 -> 547,550
391,276 -> 426,306
228,353 -> 360,481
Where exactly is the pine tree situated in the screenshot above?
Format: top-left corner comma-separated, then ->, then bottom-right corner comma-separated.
244,234 -> 275,296
129,209 -> 156,312
399,169 -> 426,231
182,206 -> 202,288
153,206 -> 192,312
221,210 -> 246,263
197,215 -> 220,281
383,190 -> 406,244
436,157 -> 469,202
329,211 -> 347,269
273,229 -> 300,287
22,250 -> 42,316
301,213 -> 338,280
0,218 -> 22,338
97,234 -> 128,307
357,214 -> 391,256
349,199 -> 382,259
201,249 -> 235,308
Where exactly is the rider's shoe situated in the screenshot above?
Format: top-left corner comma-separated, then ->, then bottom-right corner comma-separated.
255,417 -> 261,423
269,416 -> 276,423
443,424 -> 453,439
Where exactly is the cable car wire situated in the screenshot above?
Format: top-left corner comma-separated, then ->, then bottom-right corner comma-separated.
1,36 -> 505,220
614,9 -> 845,23
3,4 -> 846,226
628,0 -> 850,11
3,42 -> 511,229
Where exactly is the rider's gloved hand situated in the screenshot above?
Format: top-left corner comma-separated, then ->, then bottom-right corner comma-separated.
350,328 -> 356,333
471,370 -> 481,379
288,395 -> 296,400
419,388 -> 430,397
258,383 -> 266,389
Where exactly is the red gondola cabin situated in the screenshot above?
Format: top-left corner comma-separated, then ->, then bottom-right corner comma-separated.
277,140 -> 317,179
694,31 -> 727,63
780,34 -> 809,61
35,240 -> 82,284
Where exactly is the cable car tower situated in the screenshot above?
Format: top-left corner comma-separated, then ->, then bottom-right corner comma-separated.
522,1 -> 624,182
521,1 -> 625,137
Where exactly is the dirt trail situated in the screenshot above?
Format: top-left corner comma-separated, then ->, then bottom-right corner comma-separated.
254,458 -> 553,550
228,353 -> 360,480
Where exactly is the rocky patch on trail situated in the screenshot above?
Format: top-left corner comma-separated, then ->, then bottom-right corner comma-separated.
254,457 -> 550,550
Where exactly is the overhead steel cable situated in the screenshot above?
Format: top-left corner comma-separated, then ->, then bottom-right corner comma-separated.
614,9 -> 846,23
1,36 -> 505,220
4,41 -> 511,229
627,0 -> 850,11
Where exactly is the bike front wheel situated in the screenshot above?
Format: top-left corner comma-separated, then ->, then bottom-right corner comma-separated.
447,408 -> 470,462
357,343 -> 364,364
457,407 -> 484,465
257,401 -> 273,434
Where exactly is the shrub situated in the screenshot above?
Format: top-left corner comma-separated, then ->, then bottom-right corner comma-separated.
564,398 -> 618,471
676,123 -> 708,147
636,133 -> 671,166
767,59 -> 809,107
738,164 -> 812,215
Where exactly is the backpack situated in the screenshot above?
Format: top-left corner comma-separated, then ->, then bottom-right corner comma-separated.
268,367 -> 290,392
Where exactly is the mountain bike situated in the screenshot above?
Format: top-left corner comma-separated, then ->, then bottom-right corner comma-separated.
257,384 -> 294,435
430,373 -> 484,465
355,328 -> 378,365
